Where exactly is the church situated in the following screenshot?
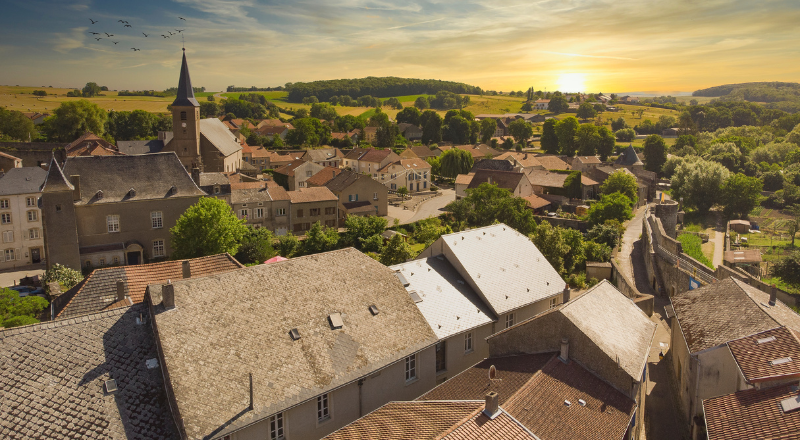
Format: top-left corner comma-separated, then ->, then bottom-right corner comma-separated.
117,50 -> 243,173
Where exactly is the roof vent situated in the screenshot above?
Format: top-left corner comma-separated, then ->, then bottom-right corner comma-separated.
564,400 -> 571,407
578,399 -> 587,407
289,328 -> 301,340
770,357 -> 792,366
328,313 -> 343,330
104,379 -> 118,393
95,190 -> 103,200
128,187 -> 136,198
169,185 -> 177,195
757,336 -> 777,344
369,305 -> 379,316
146,358 -> 159,369
394,271 -> 410,287
409,290 -> 423,303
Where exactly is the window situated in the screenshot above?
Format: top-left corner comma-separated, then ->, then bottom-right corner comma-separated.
28,229 -> 39,240
435,341 -> 446,373
2,231 -> 13,243
27,211 -> 37,221
151,211 -> 163,229
309,208 -> 320,216
55,204 -> 62,212
1,213 -> 11,224
297,209 -> 304,218
153,240 -> 165,257
324,207 -> 335,215
348,194 -> 358,202
505,313 -> 515,329
405,353 -> 417,382
269,413 -> 285,440
298,182 -> 305,188
107,215 -> 120,233
26,197 -> 36,207
240,209 -> 248,219
255,208 -> 264,218
0,199 -> 8,209
423,181 -> 427,189
180,111 -> 187,121
306,170 -> 313,177
550,297 -> 558,309
214,186 -> 220,194
464,332 -> 473,353
112,256 -> 119,264
85,260 -> 91,268
317,394 -> 330,422
325,219 -> 336,228
99,258 -> 105,266
373,192 -> 378,200
5,249 -> 15,261
276,208 -> 286,216
391,184 -> 396,190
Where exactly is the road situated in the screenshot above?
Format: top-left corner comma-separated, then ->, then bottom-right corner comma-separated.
0,264 -> 45,288
386,189 -> 455,225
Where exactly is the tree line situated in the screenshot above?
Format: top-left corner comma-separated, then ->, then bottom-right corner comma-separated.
285,77 -> 482,103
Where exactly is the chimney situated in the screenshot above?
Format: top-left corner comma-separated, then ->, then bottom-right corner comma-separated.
483,391 -> 500,419
70,175 -> 81,201
769,284 -> 777,306
182,260 -> 191,279
559,337 -> 569,362
249,372 -> 254,411
191,167 -> 201,186
162,280 -> 175,309
487,176 -> 493,185
116,279 -> 126,302
562,284 -> 571,303
47,282 -> 61,297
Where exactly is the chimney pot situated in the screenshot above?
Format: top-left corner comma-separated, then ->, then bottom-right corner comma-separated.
769,284 -> 777,306
563,284 -> 571,303
559,337 -> 569,362
116,279 -> 126,302
182,260 -> 191,279
483,391 -> 500,419
162,281 -> 175,309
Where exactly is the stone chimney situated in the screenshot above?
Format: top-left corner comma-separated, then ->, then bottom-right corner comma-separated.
562,284 -> 571,303
769,284 -> 777,306
191,167 -> 201,186
116,279 -> 127,302
483,391 -> 500,419
70,175 -> 81,201
182,260 -> 191,279
559,337 -> 569,362
47,282 -> 61,297
163,280 -> 175,309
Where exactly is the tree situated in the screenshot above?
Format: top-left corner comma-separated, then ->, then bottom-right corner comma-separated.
643,134 -> 668,173
529,221 -> 569,275
541,118 -> 560,154
379,233 -> 413,265
600,170 -> 639,205
576,102 -> 597,120
426,156 -> 441,176
170,198 -> 248,259
396,106 -> 422,126
445,115 -> 471,144
414,96 -> 430,110
584,241 -> 612,263
0,108 -> 36,141
480,118 -> 497,143
586,221 -> 623,249
235,227 -> 276,264
396,186 -> 410,200
344,215 -> 388,249
508,119 -> 533,146
41,264 -> 83,295
674,134 -> 697,151
413,217 -> 452,246
611,117 -> 627,131
597,126 -> 615,161
615,128 -> 636,142
720,173 -> 763,219
445,183 -> 537,235
375,123 -> 398,149
561,228 -> 585,273
43,100 -> 107,141
671,158 -> 731,213
277,233 -> 300,257
439,148 -> 474,178
81,82 -> 102,97
770,251 -> 800,286
555,117 -> 579,156
575,124 -> 600,156
420,110 -> 442,144
199,101 -> 221,118
1,288 -> 48,328
285,118 -> 331,146
309,103 -> 338,121
302,222 -> 340,254
782,205 -> 800,248
586,193 -> 634,226
548,95 -> 569,114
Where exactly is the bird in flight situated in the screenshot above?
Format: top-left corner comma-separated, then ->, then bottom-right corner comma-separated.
113,41 -> 119,44
89,18 -> 98,24
176,29 -> 184,33
124,24 -> 132,28
168,31 -> 174,35
94,37 -> 102,41
179,17 -> 186,20
131,48 -> 140,51
161,34 -> 170,38
89,32 -> 99,35
105,32 -> 114,37
142,32 -> 148,37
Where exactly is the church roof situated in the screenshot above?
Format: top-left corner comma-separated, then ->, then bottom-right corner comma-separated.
172,50 -> 199,107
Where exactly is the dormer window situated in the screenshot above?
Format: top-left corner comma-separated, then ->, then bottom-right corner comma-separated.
96,190 -> 103,200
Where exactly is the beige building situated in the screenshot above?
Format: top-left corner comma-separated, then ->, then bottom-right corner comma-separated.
342,148 -> 399,175
378,158 -> 432,193
0,167 -> 47,269
288,186 -> 339,232
40,153 -> 206,271
301,148 -> 344,168
321,169 -> 388,219
273,159 -> 325,190
232,181 -> 291,235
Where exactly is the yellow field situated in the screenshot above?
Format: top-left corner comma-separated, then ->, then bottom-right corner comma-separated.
0,86 -> 173,113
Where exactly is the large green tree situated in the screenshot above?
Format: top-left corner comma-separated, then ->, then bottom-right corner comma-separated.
302,222 -> 341,254
396,106 -> 422,126
0,108 -> 36,141
439,148 -> 474,178
235,226 -> 277,264
575,124 -> 600,156
445,183 -> 537,235
600,170 -> 639,205
379,233 -> 414,265
44,100 -> 107,141
285,117 -> 331,147
671,158 -> 731,213
480,118 -> 497,143
643,135 -> 668,173
1,288 -> 48,328
576,102 -> 597,120
343,215 -> 388,249
171,198 -> 248,259
720,173 -> 763,219
548,95 -> 569,114
540,118 -> 560,154
586,193 -> 634,226
529,221 -> 569,275
596,126 -> 616,161
555,117 -> 579,156
420,110 -> 442,144
508,119 -> 533,146
445,115 -> 471,144
770,251 -> 800,286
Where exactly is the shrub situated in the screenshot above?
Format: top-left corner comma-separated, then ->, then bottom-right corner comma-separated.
41,264 -> 83,294
677,233 -> 714,269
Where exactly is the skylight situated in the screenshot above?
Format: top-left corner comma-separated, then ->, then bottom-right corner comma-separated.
769,357 -> 792,366
757,336 -> 777,344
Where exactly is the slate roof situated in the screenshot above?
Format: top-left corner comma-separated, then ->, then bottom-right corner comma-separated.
41,156 -> 74,193
534,155 -> 571,170
305,167 -> 342,187
424,224 -> 565,315
466,169 -> 526,191
322,169 -> 359,192
526,170 -> 569,188
411,146 -> 439,159
52,253 -> 243,320
198,172 -> 230,187
615,145 -> 643,166
273,159 -> 306,177
0,166 -> 47,195
199,118 -> 243,157
574,155 -> 601,165
0,304 -> 179,440
671,278 -> 800,353
57,152 -> 206,204
390,256 -> 495,339
172,51 -> 199,107
149,248 -> 439,439
704,382 -> 800,440
470,159 -> 515,172
117,140 -> 165,155
727,326 -> 800,383
287,186 -> 337,203
231,182 -> 284,204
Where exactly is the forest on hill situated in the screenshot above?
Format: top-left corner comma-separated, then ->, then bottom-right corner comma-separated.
693,82 -> 800,113
284,77 -> 482,103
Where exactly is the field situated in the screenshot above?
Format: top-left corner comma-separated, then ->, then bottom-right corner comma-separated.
636,95 -> 716,104
0,85 -> 175,113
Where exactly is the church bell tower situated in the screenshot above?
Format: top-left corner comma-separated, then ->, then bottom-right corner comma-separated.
170,49 -> 202,169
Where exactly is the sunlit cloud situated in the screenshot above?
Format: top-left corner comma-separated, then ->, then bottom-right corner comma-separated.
538,51 -> 638,61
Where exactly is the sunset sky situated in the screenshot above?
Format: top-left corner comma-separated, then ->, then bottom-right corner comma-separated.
1,0 -> 799,94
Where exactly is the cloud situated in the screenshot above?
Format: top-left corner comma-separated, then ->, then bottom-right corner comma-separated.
537,51 -> 637,61
52,27 -> 88,53
69,2 -> 90,11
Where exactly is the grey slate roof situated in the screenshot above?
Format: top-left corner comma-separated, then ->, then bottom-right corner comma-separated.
470,159 -> 515,172
0,304 -> 179,440
199,118 -> 243,157
172,51 -> 199,107
41,156 -> 74,193
0,166 -> 47,195
149,248 -> 439,439
117,140 -> 165,155
466,169 -> 525,191
615,145 -> 643,166
60,152 -> 206,204
323,169 -> 360,193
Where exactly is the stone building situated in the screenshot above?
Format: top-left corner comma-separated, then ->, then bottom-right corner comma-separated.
377,158 -> 432,193
40,152 -> 206,271
320,169 -> 388,219
287,186 -> 339,232
0,167 -> 47,269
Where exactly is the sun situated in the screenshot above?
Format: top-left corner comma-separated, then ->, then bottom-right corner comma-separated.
556,73 -> 587,93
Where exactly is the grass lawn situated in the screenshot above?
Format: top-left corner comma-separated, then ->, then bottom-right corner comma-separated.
762,276 -> 800,295
409,242 -> 426,256
678,233 -> 715,269
0,85 -> 175,113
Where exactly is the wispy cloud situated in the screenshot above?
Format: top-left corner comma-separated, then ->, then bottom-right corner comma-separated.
537,51 -> 637,61
52,27 -> 87,53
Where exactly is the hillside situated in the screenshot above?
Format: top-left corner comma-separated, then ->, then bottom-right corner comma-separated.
693,82 -> 800,112
284,77 -> 482,103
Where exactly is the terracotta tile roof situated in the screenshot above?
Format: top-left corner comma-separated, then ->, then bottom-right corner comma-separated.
249,146 -> 277,158
495,152 -> 544,169
704,382 -> 800,440
522,194 -> 552,209
266,183 -> 290,200
526,169 -> 569,188
287,186 -> 337,203
273,158 -> 306,177
534,155 -> 571,170
441,410 -> 536,440
322,169 -> 359,192
399,158 -> 431,170
304,167 -> 341,187
419,353 -> 557,404
303,148 -> 344,163
0,304 -> 179,439
471,159 -> 515,172
466,169 -> 525,191
581,175 -> 599,186
575,155 -> 601,164
504,356 -> 636,440
455,173 -> 474,185
53,254 -> 244,320
412,146 -> 439,159
65,131 -> 118,156
727,326 -> 800,383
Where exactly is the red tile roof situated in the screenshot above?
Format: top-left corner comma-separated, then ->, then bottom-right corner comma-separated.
442,411 -> 535,440
65,132 -> 121,157
305,167 -> 341,187
522,194 -> 552,209
287,186 -> 337,203
704,382 -> 800,440
727,326 -> 800,383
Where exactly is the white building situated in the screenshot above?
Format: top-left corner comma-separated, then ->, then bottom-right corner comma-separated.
0,167 -> 47,269
378,158 -> 432,193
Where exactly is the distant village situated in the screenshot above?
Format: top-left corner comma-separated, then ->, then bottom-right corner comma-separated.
0,52 -> 798,440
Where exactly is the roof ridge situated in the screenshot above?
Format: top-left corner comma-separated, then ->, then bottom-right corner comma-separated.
53,268 -> 100,319
733,278 -> 783,328
2,303 -> 134,337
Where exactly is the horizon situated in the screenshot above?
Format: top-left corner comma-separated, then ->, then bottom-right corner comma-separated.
1,1 -> 799,94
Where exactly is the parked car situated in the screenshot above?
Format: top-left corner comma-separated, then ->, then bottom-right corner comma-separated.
8,286 -> 45,298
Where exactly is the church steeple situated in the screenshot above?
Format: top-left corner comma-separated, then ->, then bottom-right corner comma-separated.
172,49 -> 199,107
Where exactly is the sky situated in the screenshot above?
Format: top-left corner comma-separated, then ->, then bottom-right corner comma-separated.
1,0 -> 799,94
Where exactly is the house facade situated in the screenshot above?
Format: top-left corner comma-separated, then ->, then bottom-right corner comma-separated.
323,169 -> 388,218
342,148 -> 400,175
288,187 -> 339,232
273,159 -> 325,190
0,167 -> 47,269
378,158 -> 432,193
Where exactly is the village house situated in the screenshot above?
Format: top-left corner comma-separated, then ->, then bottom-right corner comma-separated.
470,158 -> 516,173
533,154 -> 572,170
232,181 -> 292,234
330,131 -> 359,145
272,159 -> 325,190
397,123 -> 423,141
342,147 -> 400,175
320,169 -> 388,219
0,151 -> 23,172
569,155 -> 602,172
534,99 -> 550,110
495,151 -> 546,171
454,173 -> 475,199
301,147 -> 344,168
378,158 -> 432,193
526,169 -> 597,200
65,132 -> 122,157
255,122 -> 293,140
0,167 -> 47,269
288,186 -> 339,232
40,152 -> 206,271
466,169 -> 533,197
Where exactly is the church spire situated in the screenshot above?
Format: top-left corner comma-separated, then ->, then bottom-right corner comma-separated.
172,49 -> 199,107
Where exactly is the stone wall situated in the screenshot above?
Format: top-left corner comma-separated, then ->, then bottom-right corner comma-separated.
716,264 -> 799,308
0,142 -> 66,167
610,256 -> 654,317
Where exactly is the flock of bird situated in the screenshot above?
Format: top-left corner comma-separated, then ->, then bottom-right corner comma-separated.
87,16 -> 187,51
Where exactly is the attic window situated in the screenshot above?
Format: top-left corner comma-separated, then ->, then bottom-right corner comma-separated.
770,357 -> 792,366
757,336 -> 777,344
328,313 -> 343,330
169,185 -> 177,195
104,379 -> 118,393
128,188 -> 136,198
289,328 -> 301,340
369,305 -> 379,316
95,190 -> 103,200
781,394 -> 800,413
409,290 -> 423,303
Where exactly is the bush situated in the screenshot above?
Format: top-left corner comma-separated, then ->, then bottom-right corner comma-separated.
677,233 -> 714,269
41,264 -> 83,294
615,128 -> 636,142
566,272 -> 587,289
